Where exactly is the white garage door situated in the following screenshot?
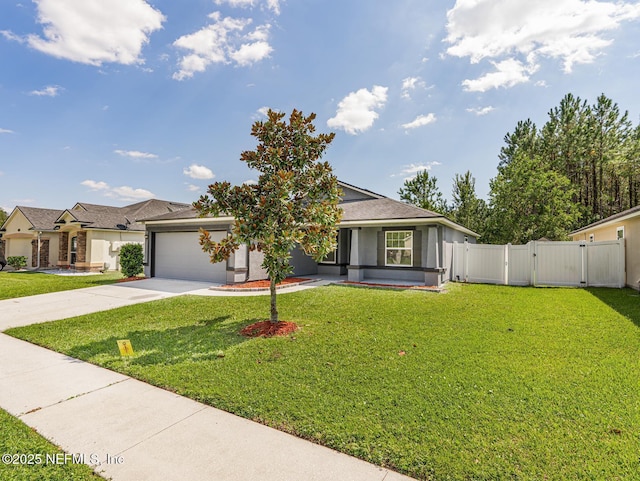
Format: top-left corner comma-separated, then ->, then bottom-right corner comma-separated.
154,231 -> 227,283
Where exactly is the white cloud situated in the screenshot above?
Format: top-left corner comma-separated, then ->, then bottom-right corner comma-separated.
243,179 -> 258,185
81,179 -> 155,201
173,13 -> 272,80
186,184 -> 201,192
462,58 -> 536,92
401,76 -> 426,99
392,162 -> 442,180
467,106 -> 495,116
0,30 -> 24,43
114,149 -> 158,160
445,0 -> 640,88
327,85 -> 388,135
29,85 -> 62,97
81,180 -> 110,191
0,128 -> 14,134
18,0 -> 164,66
229,40 -> 273,66
401,113 -> 437,130
13,198 -> 36,205
214,0 -> 281,15
111,186 -> 156,201
183,164 -> 215,180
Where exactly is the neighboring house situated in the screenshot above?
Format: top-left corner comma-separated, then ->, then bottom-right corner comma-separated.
0,200 -> 190,271
571,204 -> 640,288
141,181 -> 478,286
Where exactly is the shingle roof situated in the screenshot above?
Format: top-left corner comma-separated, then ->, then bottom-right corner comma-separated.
141,184 -> 444,224
58,200 -> 191,231
15,207 -> 63,231
141,207 -> 201,221
340,197 -> 441,222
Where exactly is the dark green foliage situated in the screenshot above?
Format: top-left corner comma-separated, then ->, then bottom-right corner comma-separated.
6,256 -> 27,270
486,154 -> 581,243
449,170 -> 487,234
119,243 -> 144,278
398,170 -> 448,214
499,93 -> 639,228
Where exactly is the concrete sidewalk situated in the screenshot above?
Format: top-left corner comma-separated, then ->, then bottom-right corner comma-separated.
0,280 -> 416,481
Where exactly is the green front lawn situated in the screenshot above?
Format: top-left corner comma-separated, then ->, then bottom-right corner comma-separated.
0,408 -> 103,481
0,271 -> 123,300
7,284 -> 640,480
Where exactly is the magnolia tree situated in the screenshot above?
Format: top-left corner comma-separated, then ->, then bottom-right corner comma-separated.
193,109 -> 342,323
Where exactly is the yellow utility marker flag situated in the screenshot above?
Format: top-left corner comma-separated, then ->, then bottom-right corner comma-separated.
117,340 -> 134,357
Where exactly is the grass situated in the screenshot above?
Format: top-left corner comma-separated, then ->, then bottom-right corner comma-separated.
7,284 -> 640,480
0,271 -> 123,300
0,408 -> 103,481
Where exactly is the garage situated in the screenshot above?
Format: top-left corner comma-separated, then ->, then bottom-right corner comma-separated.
153,231 -> 227,283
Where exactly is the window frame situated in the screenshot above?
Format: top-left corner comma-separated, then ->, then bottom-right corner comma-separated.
320,248 -> 337,264
319,233 -> 338,264
384,230 -> 413,267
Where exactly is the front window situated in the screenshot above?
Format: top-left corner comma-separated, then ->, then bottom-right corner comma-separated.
321,249 -> 336,264
385,231 -> 413,267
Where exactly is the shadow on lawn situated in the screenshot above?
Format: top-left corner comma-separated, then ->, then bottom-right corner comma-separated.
67,315 -> 261,366
586,287 -> 640,329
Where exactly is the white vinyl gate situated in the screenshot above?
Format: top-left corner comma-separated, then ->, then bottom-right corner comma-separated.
452,240 -> 625,288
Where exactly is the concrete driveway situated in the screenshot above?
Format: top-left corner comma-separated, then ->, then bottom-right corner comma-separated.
0,278 -> 215,331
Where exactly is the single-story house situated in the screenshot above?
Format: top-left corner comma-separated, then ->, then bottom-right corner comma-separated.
141,181 -> 478,286
571,204 -> 640,289
0,200 -> 190,271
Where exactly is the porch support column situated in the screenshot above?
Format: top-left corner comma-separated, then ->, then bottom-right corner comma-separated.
347,228 -> 364,282
426,226 -> 440,269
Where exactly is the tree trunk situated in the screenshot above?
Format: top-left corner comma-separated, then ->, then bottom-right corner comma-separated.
269,277 -> 278,323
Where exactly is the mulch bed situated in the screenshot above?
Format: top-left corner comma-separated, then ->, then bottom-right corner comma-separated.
240,320 -> 299,337
220,277 -> 310,289
116,276 -> 146,283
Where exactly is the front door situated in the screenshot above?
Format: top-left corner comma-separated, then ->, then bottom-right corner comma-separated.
70,236 -> 77,266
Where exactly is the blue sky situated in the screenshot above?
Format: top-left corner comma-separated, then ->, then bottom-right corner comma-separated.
1,0 -> 640,213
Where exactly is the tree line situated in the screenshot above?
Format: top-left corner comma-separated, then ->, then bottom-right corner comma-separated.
399,93 -> 640,244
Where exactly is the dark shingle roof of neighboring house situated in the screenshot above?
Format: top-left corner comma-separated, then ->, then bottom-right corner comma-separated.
13,206 -> 63,231
141,207 -> 201,221
571,204 -> 640,234
57,200 -> 191,231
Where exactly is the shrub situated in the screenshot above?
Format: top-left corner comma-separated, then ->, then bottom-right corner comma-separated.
120,243 -> 144,278
6,256 -> 27,270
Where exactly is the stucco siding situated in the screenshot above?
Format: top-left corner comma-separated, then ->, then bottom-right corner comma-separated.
572,217 -> 640,288
87,231 -> 144,271
6,238 -> 32,260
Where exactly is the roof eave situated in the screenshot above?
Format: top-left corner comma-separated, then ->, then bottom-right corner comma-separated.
338,217 -> 478,236
571,209 -> 640,235
142,216 -> 235,226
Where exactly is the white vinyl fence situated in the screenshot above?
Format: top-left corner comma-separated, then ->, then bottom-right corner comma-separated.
452,240 -> 625,288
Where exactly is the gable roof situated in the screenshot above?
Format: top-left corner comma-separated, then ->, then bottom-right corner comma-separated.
3,206 -> 63,231
55,199 -> 191,231
571,204 -> 640,235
